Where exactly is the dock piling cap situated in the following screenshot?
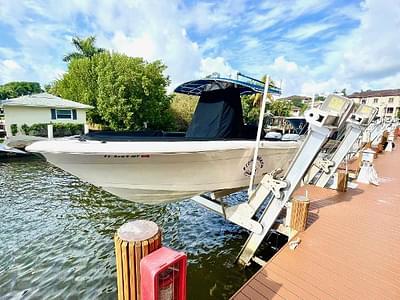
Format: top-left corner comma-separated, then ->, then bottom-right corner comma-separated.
293,195 -> 309,203
118,220 -> 159,242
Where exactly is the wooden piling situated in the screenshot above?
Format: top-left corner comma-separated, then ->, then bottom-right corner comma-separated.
337,170 -> 348,192
114,220 -> 162,300
290,195 -> 310,233
382,130 -> 389,142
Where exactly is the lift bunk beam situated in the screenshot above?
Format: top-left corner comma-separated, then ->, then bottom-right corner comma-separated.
307,104 -> 378,188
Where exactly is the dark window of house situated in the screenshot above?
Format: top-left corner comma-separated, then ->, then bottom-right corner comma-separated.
56,109 -> 72,119
386,107 -> 394,114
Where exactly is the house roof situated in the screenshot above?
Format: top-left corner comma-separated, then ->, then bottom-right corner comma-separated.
1,93 -> 93,109
348,89 -> 400,98
277,95 -> 312,101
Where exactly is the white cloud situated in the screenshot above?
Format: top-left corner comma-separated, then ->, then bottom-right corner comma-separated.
271,56 -> 299,73
110,31 -> 158,60
340,0 -> 400,81
0,0 -> 237,91
309,0 -> 400,93
286,23 -> 336,40
248,0 -> 332,32
198,57 -> 237,78
0,0 -> 399,99
249,0 -> 400,97
0,59 -> 26,83
182,0 -> 247,33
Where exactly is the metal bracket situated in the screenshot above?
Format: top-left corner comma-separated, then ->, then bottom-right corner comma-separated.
313,158 -> 335,174
258,174 -> 288,200
192,170 -> 289,235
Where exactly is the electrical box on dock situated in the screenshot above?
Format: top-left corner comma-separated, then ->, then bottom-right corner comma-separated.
140,246 -> 187,300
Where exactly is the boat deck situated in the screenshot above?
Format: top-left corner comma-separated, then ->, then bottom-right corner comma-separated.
232,147 -> 400,299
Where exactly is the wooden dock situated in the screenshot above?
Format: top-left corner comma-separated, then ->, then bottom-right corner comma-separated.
232,148 -> 400,299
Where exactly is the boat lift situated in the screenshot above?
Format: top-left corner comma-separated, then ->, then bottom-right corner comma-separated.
193,94 -> 355,266
307,104 -> 378,188
364,120 -> 383,145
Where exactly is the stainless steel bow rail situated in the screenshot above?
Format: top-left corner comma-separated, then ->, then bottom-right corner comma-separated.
307,104 -> 378,188
192,94 -> 355,266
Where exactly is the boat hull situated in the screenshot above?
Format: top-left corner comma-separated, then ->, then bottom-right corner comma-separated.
28,140 -> 300,204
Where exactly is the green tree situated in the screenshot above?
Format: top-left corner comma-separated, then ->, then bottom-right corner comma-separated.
269,100 -> 293,117
50,56 -> 101,123
0,82 -> 42,99
169,93 -> 198,131
95,53 -> 173,130
63,36 -> 105,62
51,52 -> 174,131
241,76 -> 276,124
242,95 -> 261,124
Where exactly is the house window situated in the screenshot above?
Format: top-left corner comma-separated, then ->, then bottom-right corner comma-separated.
361,99 -> 366,104
386,107 -> 394,114
373,98 -> 378,104
51,108 -> 77,120
56,109 -> 72,119
389,97 -> 394,103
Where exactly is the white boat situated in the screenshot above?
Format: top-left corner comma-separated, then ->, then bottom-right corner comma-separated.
27,139 -> 299,204
27,75 -> 301,204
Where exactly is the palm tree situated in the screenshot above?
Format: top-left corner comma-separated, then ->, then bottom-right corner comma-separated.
250,75 -> 275,107
63,36 -> 105,62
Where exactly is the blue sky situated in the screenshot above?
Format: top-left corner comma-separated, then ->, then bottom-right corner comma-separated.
0,0 -> 399,96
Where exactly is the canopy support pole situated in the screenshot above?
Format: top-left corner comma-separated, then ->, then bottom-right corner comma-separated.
248,75 -> 270,196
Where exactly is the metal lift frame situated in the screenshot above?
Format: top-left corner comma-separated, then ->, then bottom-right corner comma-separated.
307,104 -> 378,188
192,94 -> 355,266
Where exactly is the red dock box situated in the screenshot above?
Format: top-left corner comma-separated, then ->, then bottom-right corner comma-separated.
140,246 -> 187,300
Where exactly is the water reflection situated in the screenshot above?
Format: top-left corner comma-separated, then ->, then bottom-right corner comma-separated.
0,156 -> 260,299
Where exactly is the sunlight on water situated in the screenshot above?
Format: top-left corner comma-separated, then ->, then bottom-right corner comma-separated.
0,156 -> 263,299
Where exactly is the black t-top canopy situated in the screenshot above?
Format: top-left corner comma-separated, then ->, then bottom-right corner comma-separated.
174,77 -> 265,96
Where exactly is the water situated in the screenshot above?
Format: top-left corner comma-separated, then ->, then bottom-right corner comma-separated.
0,156 -> 278,299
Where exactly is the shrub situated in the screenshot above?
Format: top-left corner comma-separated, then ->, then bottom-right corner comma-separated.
10,124 -> 18,136
53,123 -> 84,137
21,124 -> 29,135
18,123 -> 85,137
169,93 -> 198,131
28,123 -> 48,137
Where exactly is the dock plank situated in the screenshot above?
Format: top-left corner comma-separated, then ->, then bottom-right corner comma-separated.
232,147 -> 400,300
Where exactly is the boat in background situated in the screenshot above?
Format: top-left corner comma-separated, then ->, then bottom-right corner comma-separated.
285,117 -> 308,135
27,74 -> 301,204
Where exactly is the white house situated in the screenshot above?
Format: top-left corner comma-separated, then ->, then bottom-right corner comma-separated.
1,93 -> 92,137
348,89 -> 400,119
0,106 -> 5,137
